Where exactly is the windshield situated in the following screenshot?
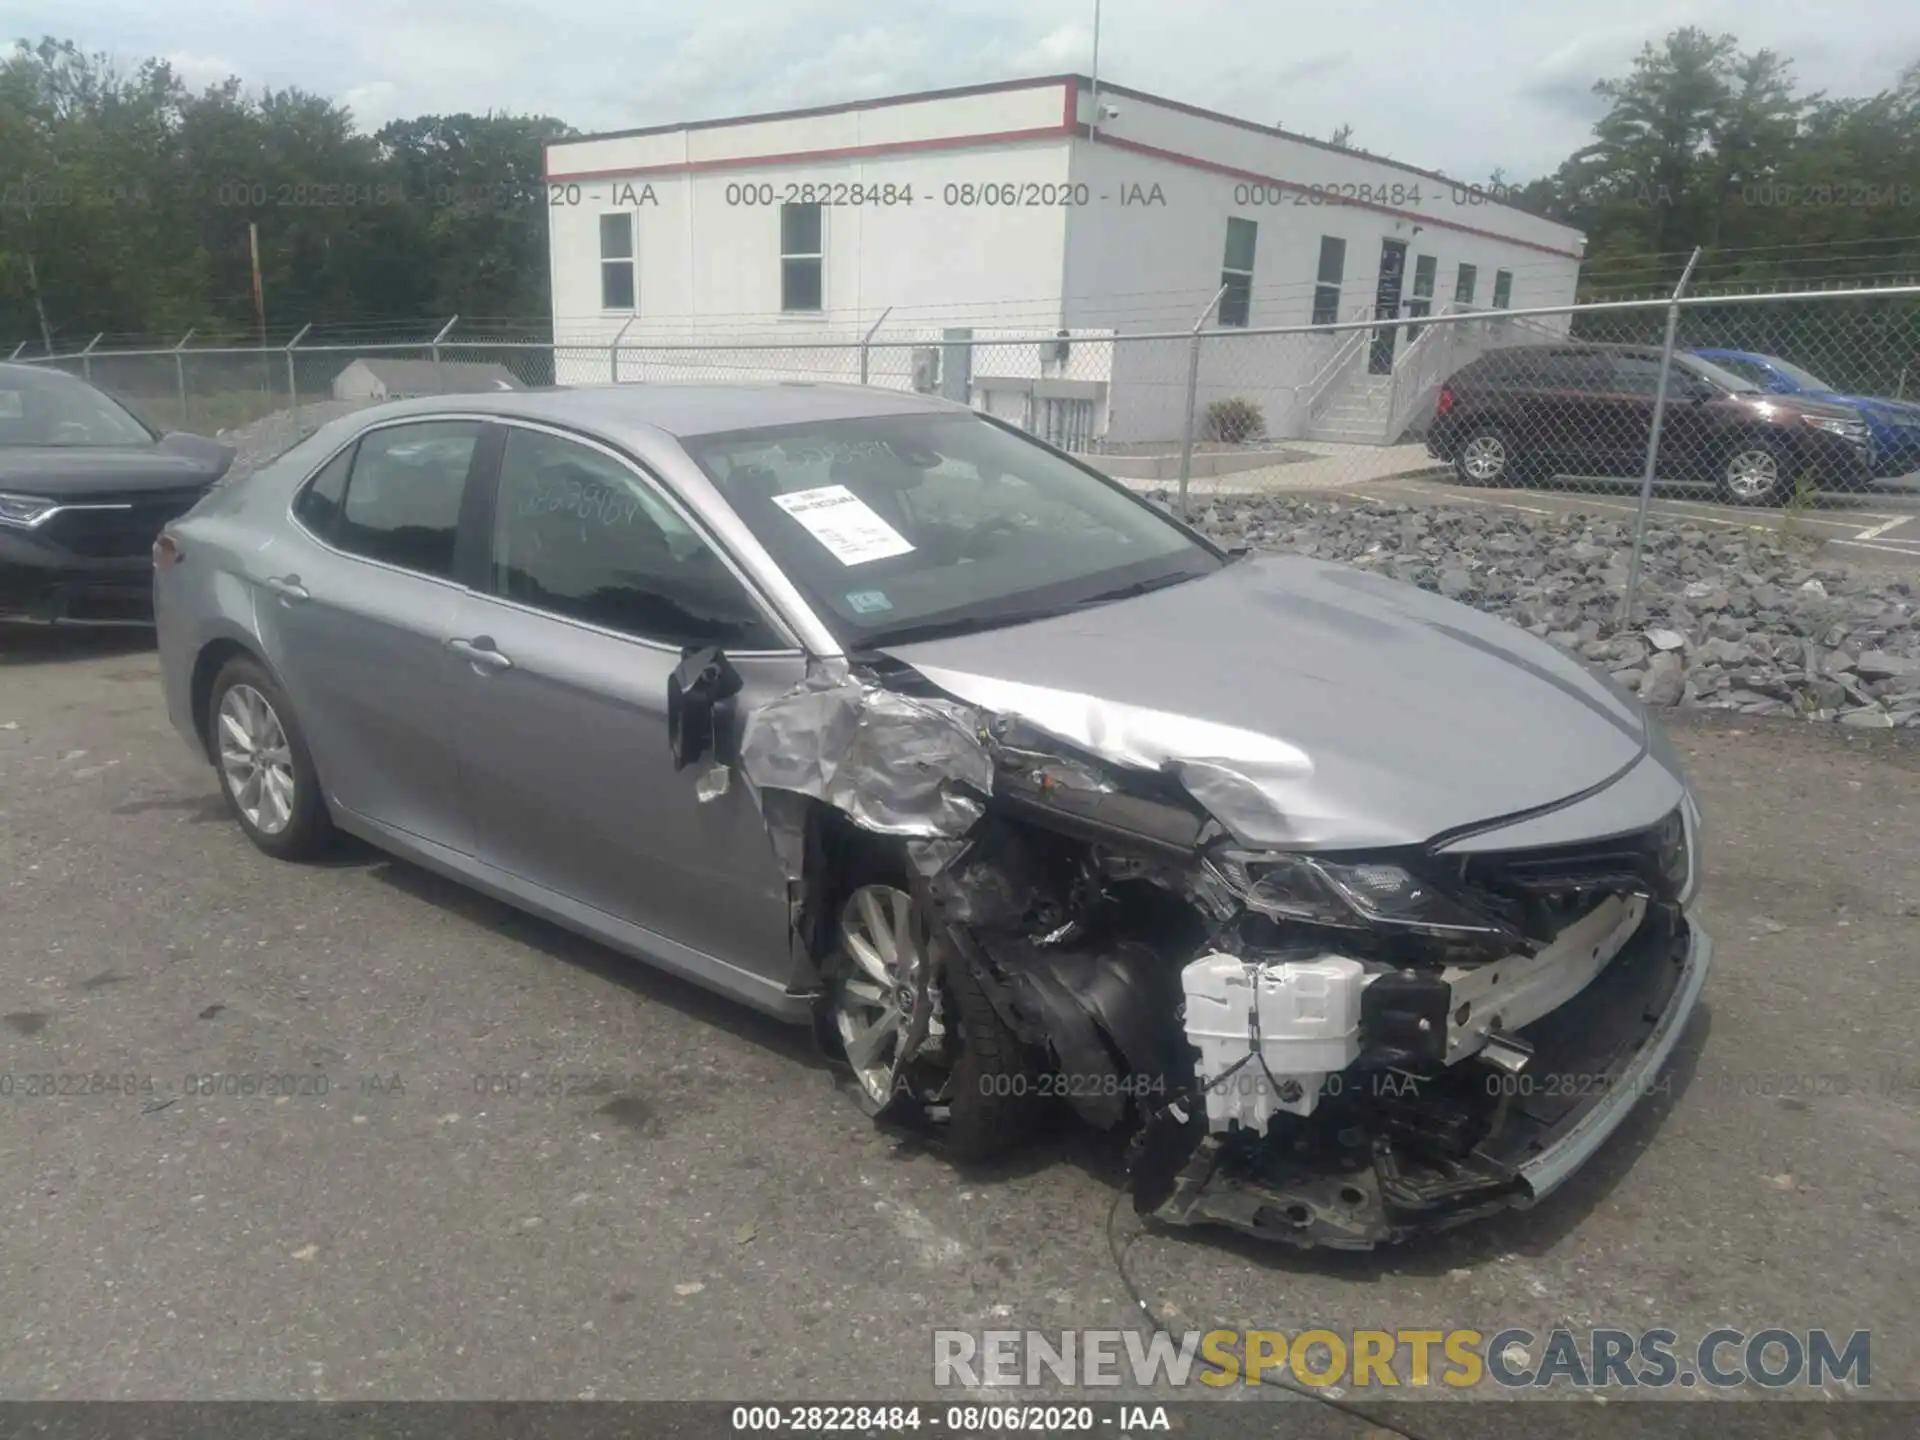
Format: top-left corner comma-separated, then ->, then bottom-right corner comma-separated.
1674,354 -> 1761,394
683,410 -> 1221,646
0,372 -> 156,447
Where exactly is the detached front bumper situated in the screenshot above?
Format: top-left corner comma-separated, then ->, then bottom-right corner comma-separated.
1150,908 -> 1712,1248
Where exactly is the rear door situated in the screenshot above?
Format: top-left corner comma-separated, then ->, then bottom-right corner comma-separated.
254,418 -> 490,851
1513,350 -> 1623,477
445,421 -> 806,981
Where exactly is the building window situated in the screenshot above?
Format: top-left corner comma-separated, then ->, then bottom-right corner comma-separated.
599,213 -> 635,311
1404,254 -> 1437,342
1454,263 -> 1477,306
781,202 -> 823,312
1218,217 -> 1256,327
1492,269 -> 1513,309
1311,236 -> 1346,326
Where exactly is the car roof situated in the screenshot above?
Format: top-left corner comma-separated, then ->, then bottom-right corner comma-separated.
1461,342 -> 1669,370
350,381 -> 970,441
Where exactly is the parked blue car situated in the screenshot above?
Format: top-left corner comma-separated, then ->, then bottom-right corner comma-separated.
1692,348 -> 1920,479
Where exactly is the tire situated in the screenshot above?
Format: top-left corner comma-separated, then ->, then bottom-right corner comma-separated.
205,655 -> 334,860
1715,437 -> 1790,506
819,876 -> 1036,1161
1453,425 -> 1523,487
939,932 -> 1037,1163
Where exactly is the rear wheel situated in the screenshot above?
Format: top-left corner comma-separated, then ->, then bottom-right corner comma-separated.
207,656 -> 333,860
822,879 -> 1034,1160
1454,426 -> 1523,487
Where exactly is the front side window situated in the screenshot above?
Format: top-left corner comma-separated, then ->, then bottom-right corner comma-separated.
600,213 -> 636,311
1219,217 -> 1257,327
1311,236 -> 1346,326
489,427 -> 779,649
1610,354 -> 1673,396
684,411 -> 1220,646
781,202 -> 823,312
334,421 -> 482,579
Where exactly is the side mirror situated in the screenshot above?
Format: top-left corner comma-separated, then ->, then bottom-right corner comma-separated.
667,647 -> 743,771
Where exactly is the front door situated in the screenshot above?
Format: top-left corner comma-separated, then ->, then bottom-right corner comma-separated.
1369,238 -> 1409,374
446,421 -> 804,981
1605,353 -> 1718,478
254,419 -> 487,850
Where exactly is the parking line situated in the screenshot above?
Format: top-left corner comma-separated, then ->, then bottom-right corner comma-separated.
1832,535 -> 1920,555
1855,516 -> 1912,541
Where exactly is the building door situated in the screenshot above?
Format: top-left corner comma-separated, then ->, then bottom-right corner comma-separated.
1369,238 -> 1409,374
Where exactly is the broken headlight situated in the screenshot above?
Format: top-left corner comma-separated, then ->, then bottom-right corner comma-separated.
1218,853 -> 1520,941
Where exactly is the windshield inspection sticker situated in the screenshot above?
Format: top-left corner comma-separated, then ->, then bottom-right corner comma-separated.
770,484 -> 914,566
845,590 -> 894,614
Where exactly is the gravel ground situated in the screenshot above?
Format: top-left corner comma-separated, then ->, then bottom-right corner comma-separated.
1,629 -> 1916,1424
216,399 -> 373,480
1160,492 -> 1920,728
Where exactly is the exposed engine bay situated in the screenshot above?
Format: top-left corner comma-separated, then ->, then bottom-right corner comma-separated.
717,651 -> 1706,1250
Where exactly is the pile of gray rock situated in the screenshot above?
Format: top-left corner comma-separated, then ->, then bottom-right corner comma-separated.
1158,493 -> 1920,729
217,399 -> 371,481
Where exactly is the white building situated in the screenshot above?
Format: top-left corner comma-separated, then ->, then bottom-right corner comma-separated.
544,75 -> 1585,447
332,358 -> 524,401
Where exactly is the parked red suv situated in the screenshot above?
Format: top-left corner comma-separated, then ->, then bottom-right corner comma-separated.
1425,343 -> 1875,506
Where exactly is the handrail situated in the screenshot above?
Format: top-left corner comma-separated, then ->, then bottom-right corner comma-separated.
1301,304 -> 1374,421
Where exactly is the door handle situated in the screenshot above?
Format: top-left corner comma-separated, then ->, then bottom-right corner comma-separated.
265,574 -> 309,603
448,636 -> 513,671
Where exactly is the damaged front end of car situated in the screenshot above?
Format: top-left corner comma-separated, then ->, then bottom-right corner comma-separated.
729,653 -> 1711,1251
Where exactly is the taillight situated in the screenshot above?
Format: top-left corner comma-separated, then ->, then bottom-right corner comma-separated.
153,532 -> 184,571
1436,385 -> 1455,416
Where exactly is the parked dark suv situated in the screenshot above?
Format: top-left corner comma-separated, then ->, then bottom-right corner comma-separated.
1425,343 -> 1875,505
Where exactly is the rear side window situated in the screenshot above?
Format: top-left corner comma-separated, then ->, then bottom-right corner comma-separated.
1509,351 -> 1611,389
334,421 -> 482,579
1455,353 -> 1518,386
292,445 -> 354,541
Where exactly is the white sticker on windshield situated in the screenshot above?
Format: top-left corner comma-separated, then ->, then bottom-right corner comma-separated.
770,484 -> 914,566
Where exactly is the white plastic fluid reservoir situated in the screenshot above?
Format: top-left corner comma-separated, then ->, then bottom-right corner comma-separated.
1181,953 -> 1369,1133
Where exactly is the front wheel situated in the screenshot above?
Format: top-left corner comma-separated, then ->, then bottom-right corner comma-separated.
1716,440 -> 1791,506
206,656 -> 334,860
822,880 -> 1035,1160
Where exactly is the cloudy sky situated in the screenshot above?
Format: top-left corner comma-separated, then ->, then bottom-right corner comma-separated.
4,0 -> 1916,180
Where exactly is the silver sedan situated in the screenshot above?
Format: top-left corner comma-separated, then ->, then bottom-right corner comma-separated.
155,383 -> 1709,1249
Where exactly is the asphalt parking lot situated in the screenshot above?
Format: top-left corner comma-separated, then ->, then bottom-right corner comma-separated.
2,624 -> 1917,1418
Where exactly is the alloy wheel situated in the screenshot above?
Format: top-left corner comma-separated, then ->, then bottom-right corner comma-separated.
1724,448 -> 1781,502
217,683 -> 297,835
1460,433 -> 1508,482
832,884 -> 930,1109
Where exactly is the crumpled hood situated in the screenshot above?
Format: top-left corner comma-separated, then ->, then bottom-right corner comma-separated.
879,554 -> 1649,851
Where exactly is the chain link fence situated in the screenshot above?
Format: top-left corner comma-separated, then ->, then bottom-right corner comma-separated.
11,279 -> 1920,624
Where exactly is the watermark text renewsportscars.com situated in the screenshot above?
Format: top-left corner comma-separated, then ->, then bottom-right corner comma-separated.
932,1327 -> 1870,1391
